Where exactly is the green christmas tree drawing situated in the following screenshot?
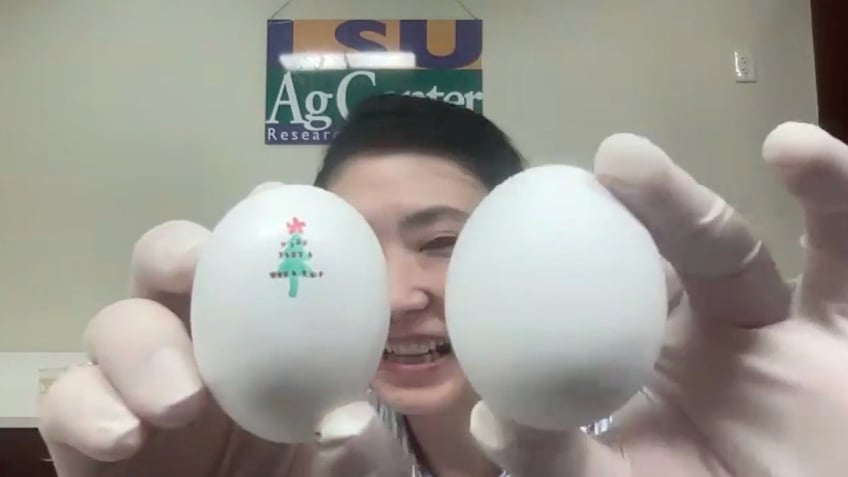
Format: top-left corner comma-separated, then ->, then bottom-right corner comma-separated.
269,217 -> 323,297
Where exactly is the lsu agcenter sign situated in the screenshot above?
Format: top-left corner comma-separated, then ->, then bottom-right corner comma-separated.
265,19 -> 483,145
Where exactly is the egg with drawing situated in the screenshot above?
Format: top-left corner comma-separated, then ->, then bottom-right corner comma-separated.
446,164 -> 668,431
191,185 -> 390,443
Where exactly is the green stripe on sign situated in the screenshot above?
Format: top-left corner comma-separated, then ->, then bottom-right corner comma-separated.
265,69 -> 483,136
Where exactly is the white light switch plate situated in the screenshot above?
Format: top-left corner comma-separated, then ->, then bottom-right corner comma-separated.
734,49 -> 757,83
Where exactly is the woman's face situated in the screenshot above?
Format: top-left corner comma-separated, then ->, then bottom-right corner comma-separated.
327,152 -> 488,415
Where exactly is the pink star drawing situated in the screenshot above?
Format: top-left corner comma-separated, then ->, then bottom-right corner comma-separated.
287,217 -> 306,235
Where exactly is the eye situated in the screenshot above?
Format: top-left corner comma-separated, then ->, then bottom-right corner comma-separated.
420,236 -> 457,255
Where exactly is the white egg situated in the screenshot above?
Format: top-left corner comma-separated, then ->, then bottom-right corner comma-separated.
445,164 -> 667,431
191,185 -> 389,443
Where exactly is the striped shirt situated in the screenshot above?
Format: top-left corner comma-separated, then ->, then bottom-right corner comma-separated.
370,393 -> 612,477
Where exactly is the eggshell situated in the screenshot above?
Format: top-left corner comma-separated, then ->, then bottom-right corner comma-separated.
191,185 -> 389,443
445,165 -> 667,430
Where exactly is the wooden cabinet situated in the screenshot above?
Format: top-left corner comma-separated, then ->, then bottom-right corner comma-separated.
0,428 -> 57,477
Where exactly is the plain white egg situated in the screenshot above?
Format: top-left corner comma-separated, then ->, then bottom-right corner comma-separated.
445,164 -> 667,431
191,185 -> 389,443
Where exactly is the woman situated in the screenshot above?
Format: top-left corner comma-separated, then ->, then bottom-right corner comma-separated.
38,94 -> 848,477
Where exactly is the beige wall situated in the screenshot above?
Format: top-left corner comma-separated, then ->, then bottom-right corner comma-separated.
0,0 -> 818,351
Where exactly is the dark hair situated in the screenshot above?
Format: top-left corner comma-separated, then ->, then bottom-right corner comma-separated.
313,94 -> 525,190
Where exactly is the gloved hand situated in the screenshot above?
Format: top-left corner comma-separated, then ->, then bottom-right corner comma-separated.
37,182 -> 413,477
471,122 -> 848,476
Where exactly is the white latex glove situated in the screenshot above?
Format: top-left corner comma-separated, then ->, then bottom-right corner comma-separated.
37,182 -> 412,477
469,122 -> 848,477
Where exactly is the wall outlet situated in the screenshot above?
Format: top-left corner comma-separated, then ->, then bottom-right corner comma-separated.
734,49 -> 757,83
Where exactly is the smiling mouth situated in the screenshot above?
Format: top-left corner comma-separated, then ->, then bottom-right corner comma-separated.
383,339 -> 453,364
